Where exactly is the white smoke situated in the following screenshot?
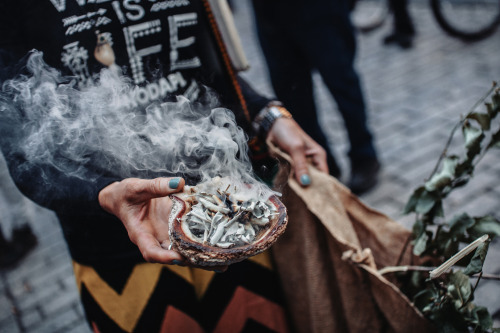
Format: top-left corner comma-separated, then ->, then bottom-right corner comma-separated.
0,52 -> 274,200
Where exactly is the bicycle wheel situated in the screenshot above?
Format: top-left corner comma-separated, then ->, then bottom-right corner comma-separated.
431,0 -> 500,40
351,0 -> 389,32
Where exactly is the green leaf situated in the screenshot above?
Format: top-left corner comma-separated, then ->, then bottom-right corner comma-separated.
404,186 -> 425,214
413,231 -> 430,256
410,270 -> 426,290
431,304 -> 469,332
486,95 -> 499,118
425,157 -> 459,191
485,102 -> 495,117
443,238 -> 459,259
431,200 -> 445,218
462,121 -> 484,158
434,227 -> 458,257
493,92 -> 500,110
416,190 -> 439,214
472,306 -> 493,330
449,213 -> 472,228
447,283 -> 460,306
469,216 -> 500,239
449,213 -> 475,240
467,112 -> 491,130
412,218 -> 425,239
487,128 -> 500,150
449,271 -> 472,309
455,159 -> 474,177
413,288 -> 438,313
464,241 -> 489,275
452,178 -> 470,189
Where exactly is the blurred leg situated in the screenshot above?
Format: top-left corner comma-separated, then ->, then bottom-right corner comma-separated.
252,1 -> 341,177
384,0 -> 416,48
292,0 -> 380,193
391,0 -> 415,35
297,0 -> 377,165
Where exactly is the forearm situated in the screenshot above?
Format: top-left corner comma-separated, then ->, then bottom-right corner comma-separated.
0,148 -> 118,216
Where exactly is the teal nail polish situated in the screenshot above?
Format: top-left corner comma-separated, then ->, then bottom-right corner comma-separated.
300,174 -> 311,186
169,178 -> 181,189
172,259 -> 185,266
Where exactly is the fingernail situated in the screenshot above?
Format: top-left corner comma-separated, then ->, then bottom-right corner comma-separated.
300,174 -> 311,186
172,259 -> 186,266
169,178 -> 181,189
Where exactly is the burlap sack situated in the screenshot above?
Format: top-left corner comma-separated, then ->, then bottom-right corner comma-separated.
269,147 -> 435,333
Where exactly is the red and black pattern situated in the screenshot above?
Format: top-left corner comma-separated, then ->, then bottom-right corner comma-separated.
75,256 -> 290,333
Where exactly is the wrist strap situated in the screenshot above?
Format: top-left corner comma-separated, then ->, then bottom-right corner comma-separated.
252,102 -> 293,136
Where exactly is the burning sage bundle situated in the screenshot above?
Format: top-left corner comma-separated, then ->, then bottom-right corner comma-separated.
168,177 -> 288,266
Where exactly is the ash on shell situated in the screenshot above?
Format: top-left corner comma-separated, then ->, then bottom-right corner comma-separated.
168,176 -> 288,266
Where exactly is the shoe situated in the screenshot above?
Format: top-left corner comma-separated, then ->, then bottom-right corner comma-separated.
383,32 -> 414,49
0,225 -> 37,269
348,158 -> 381,195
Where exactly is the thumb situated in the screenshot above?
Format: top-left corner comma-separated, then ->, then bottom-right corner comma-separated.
130,177 -> 185,202
289,148 -> 311,187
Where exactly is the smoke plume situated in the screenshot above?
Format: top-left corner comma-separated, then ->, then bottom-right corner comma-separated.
0,52 -> 274,200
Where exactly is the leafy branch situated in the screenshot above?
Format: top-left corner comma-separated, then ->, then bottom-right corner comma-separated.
403,82 -> 500,332
405,82 -> 500,258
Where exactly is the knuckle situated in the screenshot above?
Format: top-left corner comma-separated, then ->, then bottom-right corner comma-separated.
290,140 -> 305,152
294,163 -> 307,172
123,179 -> 141,196
149,178 -> 163,195
295,164 -> 308,173
141,248 -> 154,262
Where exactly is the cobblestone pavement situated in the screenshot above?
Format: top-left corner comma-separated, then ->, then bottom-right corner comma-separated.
1,1 -> 499,332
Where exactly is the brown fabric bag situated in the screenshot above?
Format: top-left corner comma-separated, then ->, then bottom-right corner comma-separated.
269,148 -> 435,333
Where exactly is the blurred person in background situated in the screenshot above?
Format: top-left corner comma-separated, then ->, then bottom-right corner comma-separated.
252,0 -> 381,195
383,0 -> 416,48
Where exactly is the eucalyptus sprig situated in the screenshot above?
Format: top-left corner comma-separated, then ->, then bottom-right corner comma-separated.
405,82 -> 500,258
403,82 -> 500,332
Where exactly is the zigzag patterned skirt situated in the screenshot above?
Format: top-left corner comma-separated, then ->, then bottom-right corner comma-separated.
72,252 -> 290,333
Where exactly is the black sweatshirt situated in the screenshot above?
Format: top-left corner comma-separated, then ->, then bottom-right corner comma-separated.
0,0 -> 272,266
